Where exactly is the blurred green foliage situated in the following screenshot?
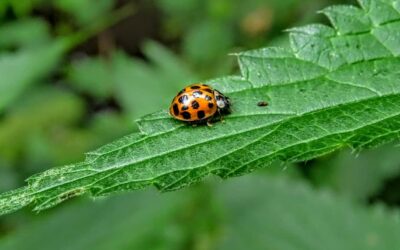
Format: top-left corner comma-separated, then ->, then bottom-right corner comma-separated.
0,0 -> 399,249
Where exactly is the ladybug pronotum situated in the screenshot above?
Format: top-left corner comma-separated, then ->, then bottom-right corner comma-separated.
169,83 -> 231,125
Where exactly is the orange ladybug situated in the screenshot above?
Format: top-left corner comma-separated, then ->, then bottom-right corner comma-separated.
169,83 -> 231,125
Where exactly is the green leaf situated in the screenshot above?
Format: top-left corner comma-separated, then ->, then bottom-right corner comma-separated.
0,40 -> 68,113
0,18 -> 51,49
54,0 -> 114,26
2,0 -> 400,215
216,175 -> 400,250
311,144 -> 400,201
183,20 -> 234,65
2,0 -> 45,17
0,5 -> 135,114
0,190 -> 190,250
0,87 -> 85,163
66,56 -> 115,100
0,165 -> 18,193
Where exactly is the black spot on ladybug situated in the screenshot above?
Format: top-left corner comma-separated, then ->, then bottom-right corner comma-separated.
208,103 -> 214,108
173,104 -> 179,116
191,101 -> 200,109
205,95 -> 212,101
192,91 -> 203,98
190,85 -> 201,89
257,101 -> 269,107
178,95 -> 189,104
197,111 -> 205,119
181,105 -> 189,111
204,88 -> 213,93
181,112 -> 191,120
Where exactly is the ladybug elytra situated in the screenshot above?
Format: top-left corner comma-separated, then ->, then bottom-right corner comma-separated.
169,83 -> 231,125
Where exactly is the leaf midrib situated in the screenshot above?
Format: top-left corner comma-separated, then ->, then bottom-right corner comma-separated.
98,105 -> 400,194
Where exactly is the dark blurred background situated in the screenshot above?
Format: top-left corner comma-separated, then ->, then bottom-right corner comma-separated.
1,0 -> 400,249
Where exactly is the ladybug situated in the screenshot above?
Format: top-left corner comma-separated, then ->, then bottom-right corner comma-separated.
169,83 -> 231,125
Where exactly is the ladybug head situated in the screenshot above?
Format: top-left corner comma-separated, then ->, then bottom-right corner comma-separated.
214,90 -> 231,114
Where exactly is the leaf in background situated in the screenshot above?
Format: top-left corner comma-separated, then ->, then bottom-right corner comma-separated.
311,144 -> 400,202
3,174 -> 400,250
88,111 -> 133,142
1,0 -> 400,215
183,20 -> 234,74
0,18 -> 51,50
0,3 -> 136,114
0,164 -> 18,193
156,0 -> 203,18
54,0 -> 114,26
216,175 -> 400,250
2,0 -> 45,17
0,87 -> 85,163
143,40 -> 196,82
66,56 -> 114,100
0,190 -> 190,250
0,39 -> 68,113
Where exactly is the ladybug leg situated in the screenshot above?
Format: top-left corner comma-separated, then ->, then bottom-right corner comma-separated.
190,120 -> 202,127
206,119 -> 213,127
218,110 -> 225,123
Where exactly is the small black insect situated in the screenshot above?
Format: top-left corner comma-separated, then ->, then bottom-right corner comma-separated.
257,101 -> 269,107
